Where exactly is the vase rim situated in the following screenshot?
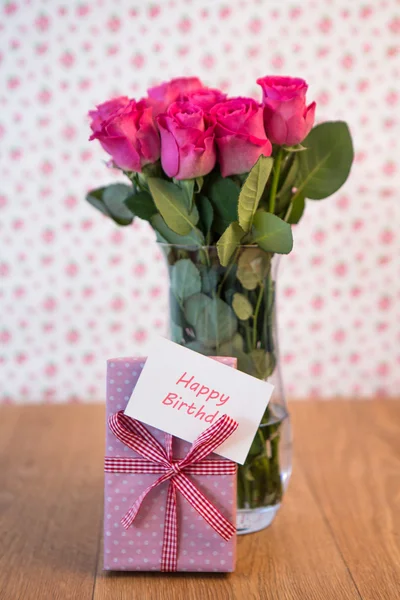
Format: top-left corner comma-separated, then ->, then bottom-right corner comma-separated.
157,243 -> 260,250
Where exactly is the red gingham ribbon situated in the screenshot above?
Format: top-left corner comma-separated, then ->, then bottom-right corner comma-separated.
105,411 -> 238,572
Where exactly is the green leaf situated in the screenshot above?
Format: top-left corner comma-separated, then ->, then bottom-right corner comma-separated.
218,334 -> 254,374
296,121 -> 354,200
85,187 -> 109,217
278,155 -> 298,200
124,190 -> 157,221
174,178 -> 195,211
216,222 -> 245,267
208,176 -> 240,234
148,177 -> 198,235
238,156 -> 273,232
151,214 -> 205,246
283,144 -> 307,152
219,332 -> 245,354
184,294 -> 238,347
185,341 -> 215,355
249,349 -> 275,380
170,322 -> 184,344
102,184 -> 135,225
286,194 -> 306,225
169,289 -> 185,327
195,176 -> 204,193
232,293 -> 253,320
170,259 -> 202,304
198,264 -> 219,295
197,195 -> 214,240
251,211 -> 293,254
237,248 -> 271,290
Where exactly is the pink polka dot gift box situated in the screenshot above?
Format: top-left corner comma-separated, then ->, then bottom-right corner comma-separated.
104,356 -> 237,572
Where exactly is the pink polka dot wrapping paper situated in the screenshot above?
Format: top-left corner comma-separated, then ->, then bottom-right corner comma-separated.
105,356 -> 237,572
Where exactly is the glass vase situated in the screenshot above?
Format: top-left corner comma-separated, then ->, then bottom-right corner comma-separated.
160,244 -> 292,534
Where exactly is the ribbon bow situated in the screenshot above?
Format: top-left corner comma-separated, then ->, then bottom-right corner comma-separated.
105,411 -> 238,572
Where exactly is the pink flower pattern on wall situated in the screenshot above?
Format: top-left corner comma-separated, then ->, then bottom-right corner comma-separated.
0,0 -> 399,402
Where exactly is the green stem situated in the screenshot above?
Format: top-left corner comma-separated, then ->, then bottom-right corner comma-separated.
268,148 -> 284,214
252,284 -> 264,349
217,247 -> 240,297
287,188 -> 301,213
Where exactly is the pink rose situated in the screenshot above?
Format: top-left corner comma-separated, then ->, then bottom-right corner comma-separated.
210,97 -> 272,177
88,96 -> 129,133
182,88 -> 227,111
157,101 -> 216,180
257,75 -> 316,146
147,77 -> 203,116
89,99 -> 160,172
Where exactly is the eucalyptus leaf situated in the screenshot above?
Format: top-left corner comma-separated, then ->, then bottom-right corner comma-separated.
169,289 -> 185,327
184,293 -> 210,327
151,214 -> 204,246
219,332 -> 245,354
208,176 -> 239,233
218,335 -> 253,374
296,121 -> 354,199
170,322 -> 184,344
249,349 -> 274,380
232,293 -> 253,320
102,183 -> 135,225
185,341 -> 215,355
251,211 -> 293,254
148,177 -> 198,235
198,264 -> 219,295
124,190 -> 157,221
238,156 -> 273,232
170,259 -> 202,304
286,193 -> 305,225
237,248 -> 271,291
216,222 -> 245,267
85,187 -> 109,217
184,294 -> 238,347
103,183 -> 134,225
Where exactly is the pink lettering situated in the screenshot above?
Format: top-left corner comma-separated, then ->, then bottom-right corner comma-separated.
216,394 -> 230,406
205,410 -> 219,424
162,392 -> 178,406
206,390 -> 220,403
187,402 -> 196,415
176,372 -> 194,388
194,404 -> 206,420
196,385 -> 210,399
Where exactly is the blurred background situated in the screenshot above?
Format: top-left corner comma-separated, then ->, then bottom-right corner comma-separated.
0,0 -> 399,403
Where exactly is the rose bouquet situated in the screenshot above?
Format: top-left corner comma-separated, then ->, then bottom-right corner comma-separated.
86,76 -> 353,530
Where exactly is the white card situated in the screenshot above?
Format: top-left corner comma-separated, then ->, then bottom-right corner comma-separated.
124,337 -> 274,464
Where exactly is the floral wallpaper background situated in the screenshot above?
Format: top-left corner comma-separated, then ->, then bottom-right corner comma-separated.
1,0 -> 399,403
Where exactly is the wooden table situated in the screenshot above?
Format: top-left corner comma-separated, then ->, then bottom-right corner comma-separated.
0,401 -> 399,600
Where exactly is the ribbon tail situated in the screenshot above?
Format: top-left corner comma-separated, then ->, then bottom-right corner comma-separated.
173,473 -> 236,541
121,471 -> 170,530
160,482 -> 178,572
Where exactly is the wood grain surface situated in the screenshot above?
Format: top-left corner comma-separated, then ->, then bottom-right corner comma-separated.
0,401 -> 399,600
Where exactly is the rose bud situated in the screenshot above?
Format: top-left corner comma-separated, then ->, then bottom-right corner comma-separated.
210,97 -> 272,177
257,75 -> 316,146
182,88 -> 227,111
147,77 -> 204,116
88,96 -> 130,134
157,101 -> 216,180
89,99 -> 160,172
